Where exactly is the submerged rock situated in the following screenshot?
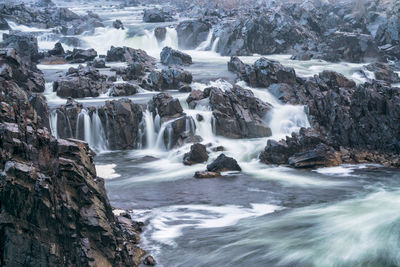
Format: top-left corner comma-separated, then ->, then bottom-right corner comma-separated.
194,171 -> 221,179
143,8 -> 173,23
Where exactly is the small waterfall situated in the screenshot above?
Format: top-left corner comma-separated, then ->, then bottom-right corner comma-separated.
268,105 -> 310,139
91,110 -> 108,151
211,37 -> 220,52
127,27 -> 178,52
196,30 -> 213,51
144,110 -> 157,149
49,110 -> 58,139
75,109 -> 108,151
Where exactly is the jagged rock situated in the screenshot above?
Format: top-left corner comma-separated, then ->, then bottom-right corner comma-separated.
113,19 -> 124,30
143,67 -> 192,91
0,49 -> 145,267
365,62 -> 400,83
228,57 -> 297,87
88,58 -> 107,68
1,31 -> 40,64
65,48 -> 97,63
183,143 -> 208,165
109,83 -> 139,97
176,20 -> 211,49
148,92 -> 183,119
143,8 -> 173,23
0,15 -> 10,30
160,46 -> 192,66
288,143 -> 342,168
155,27 -> 167,42
143,255 -> 156,266
48,42 -> 65,56
207,153 -> 241,172
106,46 -> 156,67
53,65 -> 110,98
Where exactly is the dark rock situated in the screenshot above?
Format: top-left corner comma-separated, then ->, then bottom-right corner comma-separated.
65,48 -> 97,63
88,58 -> 107,68
207,153 -> 241,172
183,143 -> 208,165
109,83 -> 139,97
113,19 -> 124,30
148,92 -> 183,119
143,8 -> 173,23
2,31 -> 40,64
179,84 -> 192,92
155,27 -> 167,42
288,143 -> 342,168
196,114 -> 204,121
176,20 -> 211,49
143,67 -> 192,91
143,255 -> 156,266
160,46 -> 192,66
106,46 -> 156,67
0,15 -> 10,30
365,62 -> 400,83
48,42 -> 65,56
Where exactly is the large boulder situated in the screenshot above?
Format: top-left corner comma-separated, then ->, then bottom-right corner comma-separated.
2,31 -> 40,64
155,27 -> 167,42
143,67 -> 192,91
176,20 -> 211,49
0,15 -> 10,30
160,46 -> 192,66
106,46 -> 156,67
183,143 -> 208,165
148,92 -> 183,120
207,153 -> 241,172
365,62 -> 400,84
108,83 -> 139,97
113,19 -> 124,30
53,65 -> 111,98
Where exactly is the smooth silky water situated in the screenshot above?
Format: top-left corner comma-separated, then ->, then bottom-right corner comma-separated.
11,2 -> 400,266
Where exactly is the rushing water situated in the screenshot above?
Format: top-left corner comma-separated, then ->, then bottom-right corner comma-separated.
10,2 -> 400,265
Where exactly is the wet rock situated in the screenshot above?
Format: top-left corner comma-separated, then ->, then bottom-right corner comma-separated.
365,62 -> 400,83
148,92 -> 183,119
2,31 -> 40,64
196,114 -> 204,121
194,171 -> 221,179
0,15 -> 10,30
65,48 -> 97,63
97,99 -> 143,149
108,83 -> 139,97
143,8 -> 173,23
176,20 -> 211,49
54,65 -> 110,98
143,67 -> 192,91
183,143 -> 208,165
48,42 -> 65,56
160,46 -> 192,66
113,19 -> 124,30
88,58 -> 107,68
106,46 -> 156,67
179,84 -> 192,92
288,143 -> 342,168
155,27 -> 167,42
143,255 -> 156,266
0,48 -> 145,266
207,153 -> 241,172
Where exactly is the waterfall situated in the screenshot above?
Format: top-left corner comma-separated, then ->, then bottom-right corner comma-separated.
211,37 -> 220,52
49,110 -> 58,139
74,109 -> 108,151
91,110 -> 108,151
196,30 -> 213,51
144,110 -> 157,149
127,27 -> 178,52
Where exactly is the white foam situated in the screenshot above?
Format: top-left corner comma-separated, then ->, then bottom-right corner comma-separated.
96,164 -> 121,179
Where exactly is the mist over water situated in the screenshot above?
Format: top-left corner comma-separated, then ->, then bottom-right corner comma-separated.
10,0 -> 399,265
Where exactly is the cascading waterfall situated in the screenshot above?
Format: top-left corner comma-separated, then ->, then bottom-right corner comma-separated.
211,37 -> 220,52
196,30 -> 213,51
49,110 -> 58,139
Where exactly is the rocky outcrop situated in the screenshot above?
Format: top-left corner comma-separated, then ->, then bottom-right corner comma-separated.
143,8 -> 173,23
160,46 -> 192,66
108,83 -> 139,97
0,15 -> 10,30
53,65 -> 111,98
183,143 -> 208,165
364,62 -> 400,84
65,48 -> 98,63
187,85 -> 272,139
176,20 -> 211,49
0,48 -> 145,267
1,31 -> 41,65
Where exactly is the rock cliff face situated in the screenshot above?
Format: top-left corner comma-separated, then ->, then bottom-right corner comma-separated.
0,49 -> 145,266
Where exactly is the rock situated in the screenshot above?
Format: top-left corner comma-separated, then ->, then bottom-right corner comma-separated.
179,84 -> 192,92
106,46 -> 156,67
183,143 -> 208,165
0,48 -> 145,266
155,27 -> 167,42
143,255 -> 156,266
35,0 -> 55,7
88,58 -> 107,68
113,19 -> 124,30
65,48 -> 97,63
176,20 -> 211,49
2,31 -> 40,65
148,92 -> 183,119
194,171 -> 221,179
54,65 -> 110,98
160,46 -> 192,66
109,83 -> 139,97
143,8 -> 173,23
365,62 -> 400,83
48,42 -> 65,56
0,15 -> 10,30
196,114 -> 204,121
207,153 -> 241,172
288,143 -> 342,168
143,67 -> 192,91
